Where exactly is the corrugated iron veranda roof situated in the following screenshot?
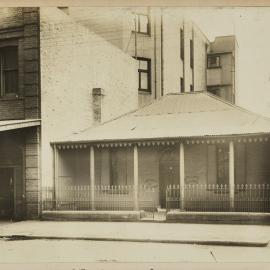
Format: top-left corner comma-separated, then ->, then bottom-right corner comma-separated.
54,92 -> 270,144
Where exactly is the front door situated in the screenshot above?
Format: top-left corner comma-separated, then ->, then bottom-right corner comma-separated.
159,149 -> 179,208
0,168 -> 14,219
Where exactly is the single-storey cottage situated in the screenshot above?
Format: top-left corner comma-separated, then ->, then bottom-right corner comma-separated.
44,92 -> 270,217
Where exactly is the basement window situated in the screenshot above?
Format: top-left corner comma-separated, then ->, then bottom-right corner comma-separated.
0,46 -> 18,96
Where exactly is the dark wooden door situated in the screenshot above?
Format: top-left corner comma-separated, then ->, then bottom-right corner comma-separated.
14,167 -> 24,220
159,159 -> 179,208
0,168 -> 14,219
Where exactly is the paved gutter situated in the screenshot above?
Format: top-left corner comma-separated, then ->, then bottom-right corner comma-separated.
0,234 -> 268,247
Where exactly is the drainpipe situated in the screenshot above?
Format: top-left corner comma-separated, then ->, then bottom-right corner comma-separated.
192,27 -> 195,90
154,10 -> 157,99
183,21 -> 186,92
160,8 -> 164,96
134,14 -> 137,59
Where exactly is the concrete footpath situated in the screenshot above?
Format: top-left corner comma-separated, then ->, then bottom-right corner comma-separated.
0,220 -> 270,247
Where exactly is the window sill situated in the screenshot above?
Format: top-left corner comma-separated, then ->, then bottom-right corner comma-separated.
139,90 -> 151,95
207,66 -> 222,69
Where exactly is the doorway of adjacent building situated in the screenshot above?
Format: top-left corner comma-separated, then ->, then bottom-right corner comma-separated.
159,148 -> 179,208
0,168 -> 14,219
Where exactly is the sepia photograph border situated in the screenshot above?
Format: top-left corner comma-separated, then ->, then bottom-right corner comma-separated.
0,0 -> 270,270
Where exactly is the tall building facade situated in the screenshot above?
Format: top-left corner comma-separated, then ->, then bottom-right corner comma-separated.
67,7 -> 238,105
0,8 -> 41,219
207,36 -> 238,103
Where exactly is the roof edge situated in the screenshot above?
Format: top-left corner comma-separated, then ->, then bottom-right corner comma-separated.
52,132 -> 270,145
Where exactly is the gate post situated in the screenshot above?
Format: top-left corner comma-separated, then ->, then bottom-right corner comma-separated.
133,144 -> 139,211
180,142 -> 185,210
90,146 -> 95,210
229,141 -> 235,211
52,144 -> 58,210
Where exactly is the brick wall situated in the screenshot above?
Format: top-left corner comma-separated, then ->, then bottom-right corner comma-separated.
0,7 -> 40,120
0,8 -> 40,219
24,126 -> 40,219
68,8 -> 211,105
0,8 -> 24,119
40,7 -> 137,187
23,8 -> 40,119
68,7 -> 162,107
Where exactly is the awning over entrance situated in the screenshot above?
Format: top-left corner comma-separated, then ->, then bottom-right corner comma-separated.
0,119 -> 40,132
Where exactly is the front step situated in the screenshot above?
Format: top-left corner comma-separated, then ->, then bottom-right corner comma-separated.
140,210 -> 166,221
154,211 -> 166,221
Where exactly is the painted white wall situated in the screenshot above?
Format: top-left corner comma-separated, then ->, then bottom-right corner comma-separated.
40,7 -> 138,186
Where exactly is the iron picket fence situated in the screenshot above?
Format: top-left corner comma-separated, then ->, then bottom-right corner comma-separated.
166,184 -> 270,212
42,184 -> 157,211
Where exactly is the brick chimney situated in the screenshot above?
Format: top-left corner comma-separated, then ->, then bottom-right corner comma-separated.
92,88 -> 105,125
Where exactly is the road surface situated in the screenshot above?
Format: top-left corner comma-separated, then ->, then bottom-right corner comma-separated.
0,239 -> 270,269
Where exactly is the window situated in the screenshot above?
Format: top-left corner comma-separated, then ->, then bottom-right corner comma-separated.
180,77 -> 184,93
134,14 -> 149,34
180,28 -> 184,60
135,57 -> 151,92
110,148 -> 132,186
190,84 -> 194,92
190,39 -> 194,69
216,145 -> 229,185
207,55 -> 221,68
0,46 -> 18,96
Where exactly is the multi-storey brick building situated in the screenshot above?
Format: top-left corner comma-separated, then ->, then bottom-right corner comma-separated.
0,7 -> 137,220
0,8 -> 40,220
67,7 -> 237,105
207,36 -> 238,103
